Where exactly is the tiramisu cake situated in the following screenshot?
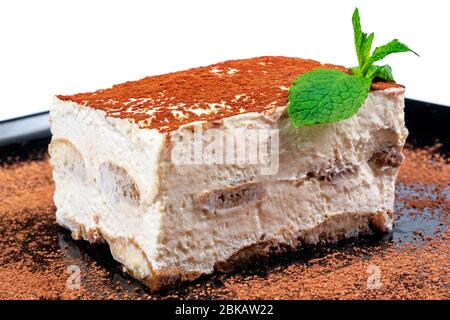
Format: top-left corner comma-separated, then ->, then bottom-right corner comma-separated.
50,56 -> 408,290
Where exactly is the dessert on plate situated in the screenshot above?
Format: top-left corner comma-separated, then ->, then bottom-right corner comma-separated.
49,8 -> 416,291
50,55 -> 407,291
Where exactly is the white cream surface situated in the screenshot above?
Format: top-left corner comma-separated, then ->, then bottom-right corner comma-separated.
49,87 -> 407,285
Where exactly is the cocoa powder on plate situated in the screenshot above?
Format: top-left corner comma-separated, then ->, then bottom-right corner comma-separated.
0,143 -> 448,299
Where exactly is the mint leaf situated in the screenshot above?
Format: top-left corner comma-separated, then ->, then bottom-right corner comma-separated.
352,8 -> 364,67
361,39 -> 418,74
352,8 -> 418,77
361,32 -> 374,67
288,69 -> 371,127
370,39 -> 419,63
287,7 -> 418,128
370,65 -> 394,81
352,8 -> 374,70
351,64 -> 394,81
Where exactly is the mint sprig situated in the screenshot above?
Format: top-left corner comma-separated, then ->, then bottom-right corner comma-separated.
288,7 -> 418,128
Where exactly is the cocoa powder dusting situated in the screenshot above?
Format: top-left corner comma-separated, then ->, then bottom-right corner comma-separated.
57,56 -> 401,133
0,142 -> 447,299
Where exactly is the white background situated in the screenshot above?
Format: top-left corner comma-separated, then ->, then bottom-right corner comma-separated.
0,0 -> 448,121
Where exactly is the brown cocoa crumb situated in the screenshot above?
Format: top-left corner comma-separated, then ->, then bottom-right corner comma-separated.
398,146 -> 450,189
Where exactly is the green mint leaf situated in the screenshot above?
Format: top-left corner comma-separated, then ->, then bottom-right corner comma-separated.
351,64 -> 395,82
288,69 -> 371,127
370,65 -> 395,81
352,8 -> 374,70
287,7 -> 418,128
361,32 -> 374,66
352,8 -> 364,67
370,39 -> 419,62
362,39 -> 419,74
349,66 -> 359,76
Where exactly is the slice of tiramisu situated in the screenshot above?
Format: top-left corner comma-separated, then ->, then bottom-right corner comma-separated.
50,8 -> 418,291
50,55 -> 408,291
